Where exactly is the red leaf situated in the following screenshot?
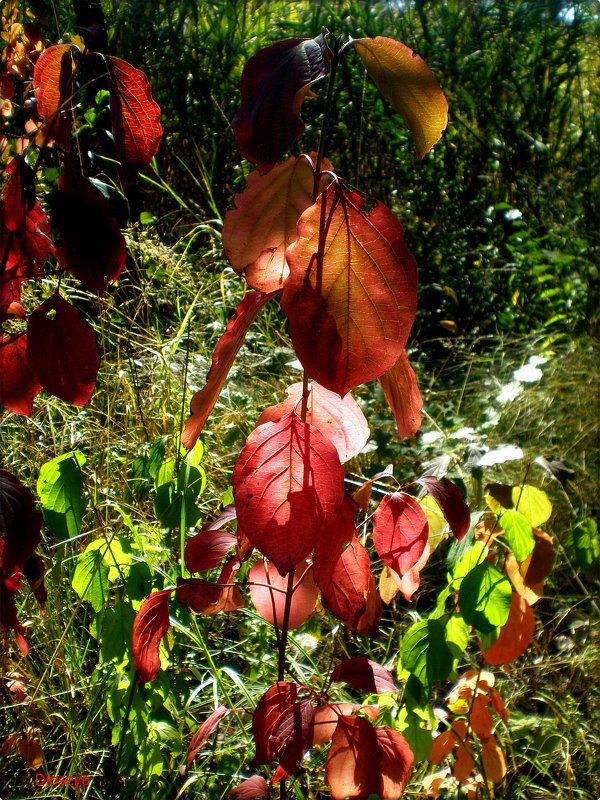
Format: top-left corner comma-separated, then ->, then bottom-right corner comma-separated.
0,334 -> 41,415
375,726 -> 414,800
252,682 -> 298,765
184,528 -> 236,573
105,55 -> 162,184
378,350 -> 423,438
313,703 -> 356,745
256,381 -> 369,463
372,491 -> 429,583
482,593 -> 535,665
270,698 -> 314,782
182,291 -> 277,449
132,589 -> 171,683
180,705 -> 229,776
355,572 -> 383,637
316,536 -> 372,630
232,32 -> 328,173
281,182 -> 418,395
249,559 -> 317,629
229,775 -> 268,799
419,476 -> 470,541
4,157 -> 34,232
325,715 -> 381,799
26,292 -> 100,405
33,44 -> 73,149
177,557 -> 244,615
331,657 -> 398,695
233,411 -> 345,576
49,161 -> 126,292
222,155 -> 331,292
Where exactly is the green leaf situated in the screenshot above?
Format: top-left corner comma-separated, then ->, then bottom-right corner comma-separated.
512,484 -> 552,527
445,614 -> 470,668
397,708 -> 433,761
72,547 -> 110,612
101,602 -> 136,664
154,483 -> 201,528
450,540 -> 487,588
567,518 -> 599,570
177,463 -> 206,499
155,456 -> 176,488
401,618 -> 454,692
126,561 -> 154,603
37,451 -> 87,541
85,536 -> 132,582
500,509 -> 535,562
458,561 -> 512,634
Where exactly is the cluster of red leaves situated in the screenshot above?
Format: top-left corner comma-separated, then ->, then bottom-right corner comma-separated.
427,670 -> 508,797
0,470 -> 46,655
1,32 -> 161,416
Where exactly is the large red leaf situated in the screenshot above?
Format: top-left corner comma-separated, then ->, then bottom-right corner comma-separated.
184,528 -> 236,573
281,182 -> 418,395
233,411 -> 345,576
229,776 -> 268,798
331,657 -> 398,695
222,155 -> 331,292
372,491 -> 429,584
181,291 -> 277,450
249,558 -> 317,629
180,705 -> 229,776
256,381 -> 369,464
375,726 -> 414,800
252,682 -> 298,765
104,55 -> 162,184
482,593 -> 535,665
315,536 -> 372,630
232,32 -> 328,173
26,291 -> 100,406
33,43 -> 73,149
270,698 -> 314,782
131,589 -> 171,683
0,334 -> 41,415
419,476 -> 470,541
378,350 -> 423,439
49,161 -> 126,292
353,36 -> 448,159
325,715 -> 381,799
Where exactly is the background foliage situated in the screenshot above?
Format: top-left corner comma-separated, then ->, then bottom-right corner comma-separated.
1,1 -> 598,799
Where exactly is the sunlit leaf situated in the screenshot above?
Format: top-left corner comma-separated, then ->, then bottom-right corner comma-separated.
483,593 -> 535,665
499,509 -> 535,563
232,32 -> 328,172
36,451 -> 86,541
233,412 -> 345,575
0,334 -> 41,415
419,476 -> 470,541
72,545 -> 109,612
249,558 -> 317,629
511,484 -> 552,528
256,381 -> 369,463
229,775 -> 269,798
353,36 -> 448,159
33,43 -> 74,149
132,589 -> 172,683
282,182 -> 418,395
325,715 -> 380,799
458,561 -> 512,634
373,492 -> 429,590
185,528 -> 236,573
378,350 -> 422,438
401,618 -> 453,692
375,726 -> 414,799
182,291 -> 277,449
222,155 -> 330,292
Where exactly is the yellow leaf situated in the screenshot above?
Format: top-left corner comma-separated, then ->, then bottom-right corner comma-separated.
512,485 -> 552,527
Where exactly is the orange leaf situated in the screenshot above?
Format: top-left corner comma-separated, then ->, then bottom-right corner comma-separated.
256,381 -> 369,463
33,43 -> 73,149
375,726 -> 414,799
480,734 -> 507,782
282,182 -> 417,396
483,592 -> 535,665
325,715 -> 380,799
222,155 -> 330,292
353,36 -> 448,159
378,350 -> 423,438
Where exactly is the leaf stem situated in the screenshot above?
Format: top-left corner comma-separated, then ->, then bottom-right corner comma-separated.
312,34 -> 341,200
277,566 -> 296,682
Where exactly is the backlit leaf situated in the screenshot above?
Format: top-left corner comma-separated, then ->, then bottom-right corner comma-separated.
132,589 -> 172,683
325,715 -> 380,799
282,182 -> 418,395
37,451 -> 86,541
313,703 -> 357,745
378,350 -> 423,438
0,334 -> 41,415
401,618 -> 453,692
72,545 -> 109,612
182,291 -> 277,449
180,705 -> 228,776
419,476 -> 470,541
373,492 -> 429,587
104,55 -> 163,184
33,43 -> 74,149
331,657 -> 398,694
232,32 -> 328,173
499,509 -> 535,563
256,381 -> 369,463
483,593 -> 535,665
185,528 -> 236,573
26,292 -> 100,405
270,698 -> 314,782
353,36 -> 448,159
375,726 -> 414,800
458,561 -> 512,635
233,411 -> 345,575
222,155 -> 330,292
512,484 -> 552,528
249,559 -> 317,629
229,775 -> 268,798
252,682 -> 298,765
